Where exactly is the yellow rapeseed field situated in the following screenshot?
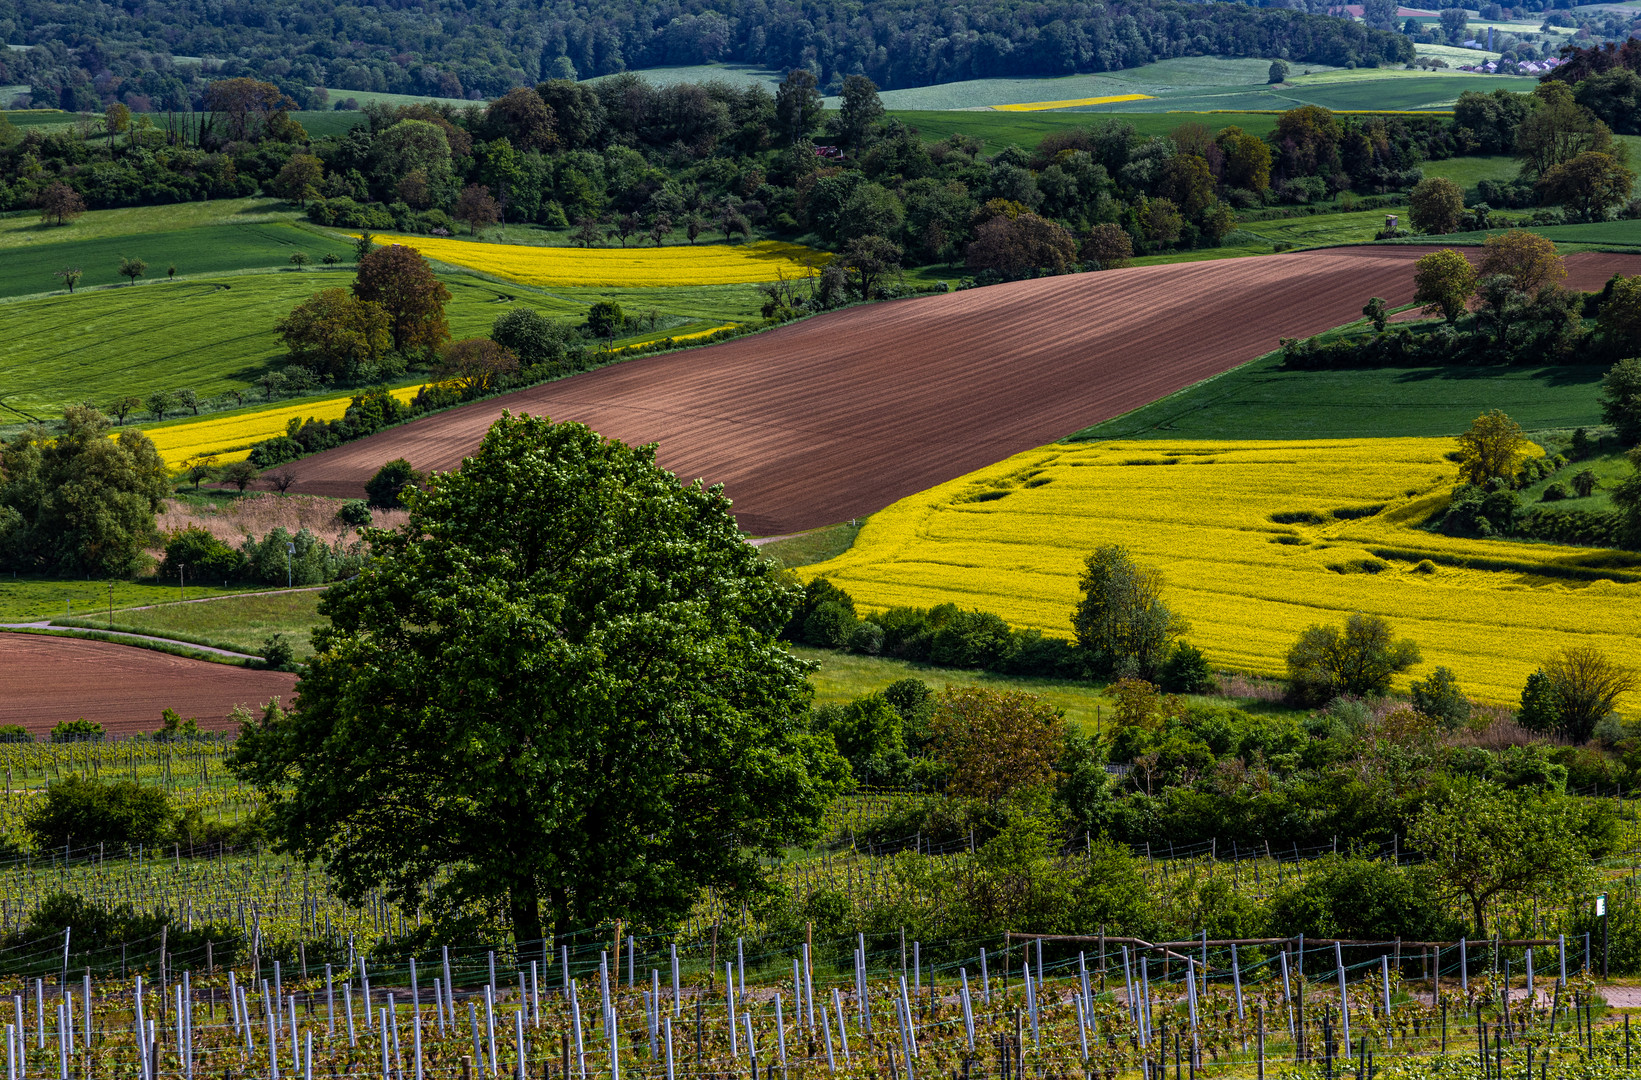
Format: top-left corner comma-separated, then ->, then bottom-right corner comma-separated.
142,386 -> 424,470
359,234 -> 828,287
804,439 -> 1641,706
994,93 -> 1154,112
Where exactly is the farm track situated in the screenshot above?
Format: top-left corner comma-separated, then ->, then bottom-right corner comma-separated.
0,634 -> 296,735
283,248 -> 1641,535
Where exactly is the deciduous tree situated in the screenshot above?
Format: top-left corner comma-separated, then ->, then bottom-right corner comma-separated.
453,184 -> 501,235
0,407 -> 169,577
1285,612 -> 1420,705
835,75 -> 884,151
1477,230 -> 1566,293
775,69 -> 824,146
1409,778 -> 1606,934
228,414 -> 846,944
838,234 -> 902,300
1537,151 -> 1636,221
1457,409 -> 1528,485
353,245 -> 451,355
492,308 -> 573,370
1600,355 -> 1641,444
118,256 -> 147,285
930,687 -> 1066,806
36,182 -> 85,227
1412,248 -> 1477,323
1072,545 -> 1187,679
271,153 -> 324,206
275,288 -> 391,378
438,338 -> 520,394
55,267 -> 82,293
1408,176 -> 1465,234
1540,646 -> 1638,742
1082,224 -> 1133,270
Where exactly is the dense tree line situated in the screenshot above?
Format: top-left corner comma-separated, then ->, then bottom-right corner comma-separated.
1,0 -> 1412,108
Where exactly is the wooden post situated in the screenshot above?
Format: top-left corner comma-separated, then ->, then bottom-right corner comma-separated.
1256,1006 -> 1264,1080
462,1056 -> 474,1080
613,920 -> 623,988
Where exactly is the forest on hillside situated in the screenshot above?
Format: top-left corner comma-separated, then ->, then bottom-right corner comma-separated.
0,0 -> 1413,106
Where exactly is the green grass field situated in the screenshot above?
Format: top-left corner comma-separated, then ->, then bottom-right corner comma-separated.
0,222 -> 356,299
1233,204 -> 1411,250
1416,217 -> 1641,248
292,110 -> 365,138
62,588 -> 329,658
1067,351 -> 1612,442
1421,154 -> 1519,198
0,198 -> 299,248
307,89 -> 474,109
759,523 -> 863,563
1,259 -> 765,416
0,576 -> 261,623
891,109 -> 1283,149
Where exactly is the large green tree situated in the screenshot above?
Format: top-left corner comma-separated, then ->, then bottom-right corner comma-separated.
1071,545 -> 1187,679
0,406 -> 168,577
228,414 -> 846,944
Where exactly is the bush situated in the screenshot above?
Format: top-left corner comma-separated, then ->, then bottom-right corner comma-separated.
846,620 -> 884,656
1542,482 -> 1570,502
784,577 -> 857,644
0,725 -> 32,743
364,458 -> 424,509
158,527 -> 246,582
1159,641 -> 1212,693
929,609 -> 1015,669
261,633 -> 297,671
337,500 -> 372,527
803,601 -> 857,648
24,776 -> 174,850
49,719 -> 104,743
1410,666 -> 1471,730
1265,855 -> 1462,940
240,528 -> 360,586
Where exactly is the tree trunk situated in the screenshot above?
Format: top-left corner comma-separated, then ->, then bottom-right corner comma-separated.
510,879 -> 545,948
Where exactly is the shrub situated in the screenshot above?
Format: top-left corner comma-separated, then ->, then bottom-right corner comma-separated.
261,633 -> 297,672
1159,641 -> 1212,693
364,458 -> 424,508
158,526 -> 246,582
24,776 -> 174,850
929,609 -> 1015,669
1410,666 -> 1471,730
783,577 -> 856,643
49,719 -> 104,743
0,725 -> 32,743
1571,469 -> 1600,497
846,621 -> 884,656
803,601 -> 856,648
1542,482 -> 1570,502
1266,855 -> 1462,940
337,500 -> 372,527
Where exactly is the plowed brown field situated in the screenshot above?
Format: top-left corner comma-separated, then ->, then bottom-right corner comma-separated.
0,635 -> 296,736
286,247 -> 1641,535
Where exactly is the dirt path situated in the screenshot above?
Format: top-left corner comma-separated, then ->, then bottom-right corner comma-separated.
279,248 -> 1641,536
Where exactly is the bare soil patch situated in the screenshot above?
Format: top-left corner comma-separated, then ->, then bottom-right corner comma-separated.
0,635 -> 296,736
282,248 -> 1641,536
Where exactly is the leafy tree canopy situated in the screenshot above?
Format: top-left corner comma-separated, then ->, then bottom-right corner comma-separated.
229,414 -> 847,944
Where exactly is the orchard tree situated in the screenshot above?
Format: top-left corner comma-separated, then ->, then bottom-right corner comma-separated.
55,267 -> 82,293
1457,409 -> 1527,485
1408,176 -> 1465,234
220,460 -> 259,492
1409,778 -> 1606,934
1477,231 -> 1566,294
228,414 -> 846,944
353,245 -> 451,354
1413,248 -> 1477,323
119,256 -> 147,285
36,182 -> 85,226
